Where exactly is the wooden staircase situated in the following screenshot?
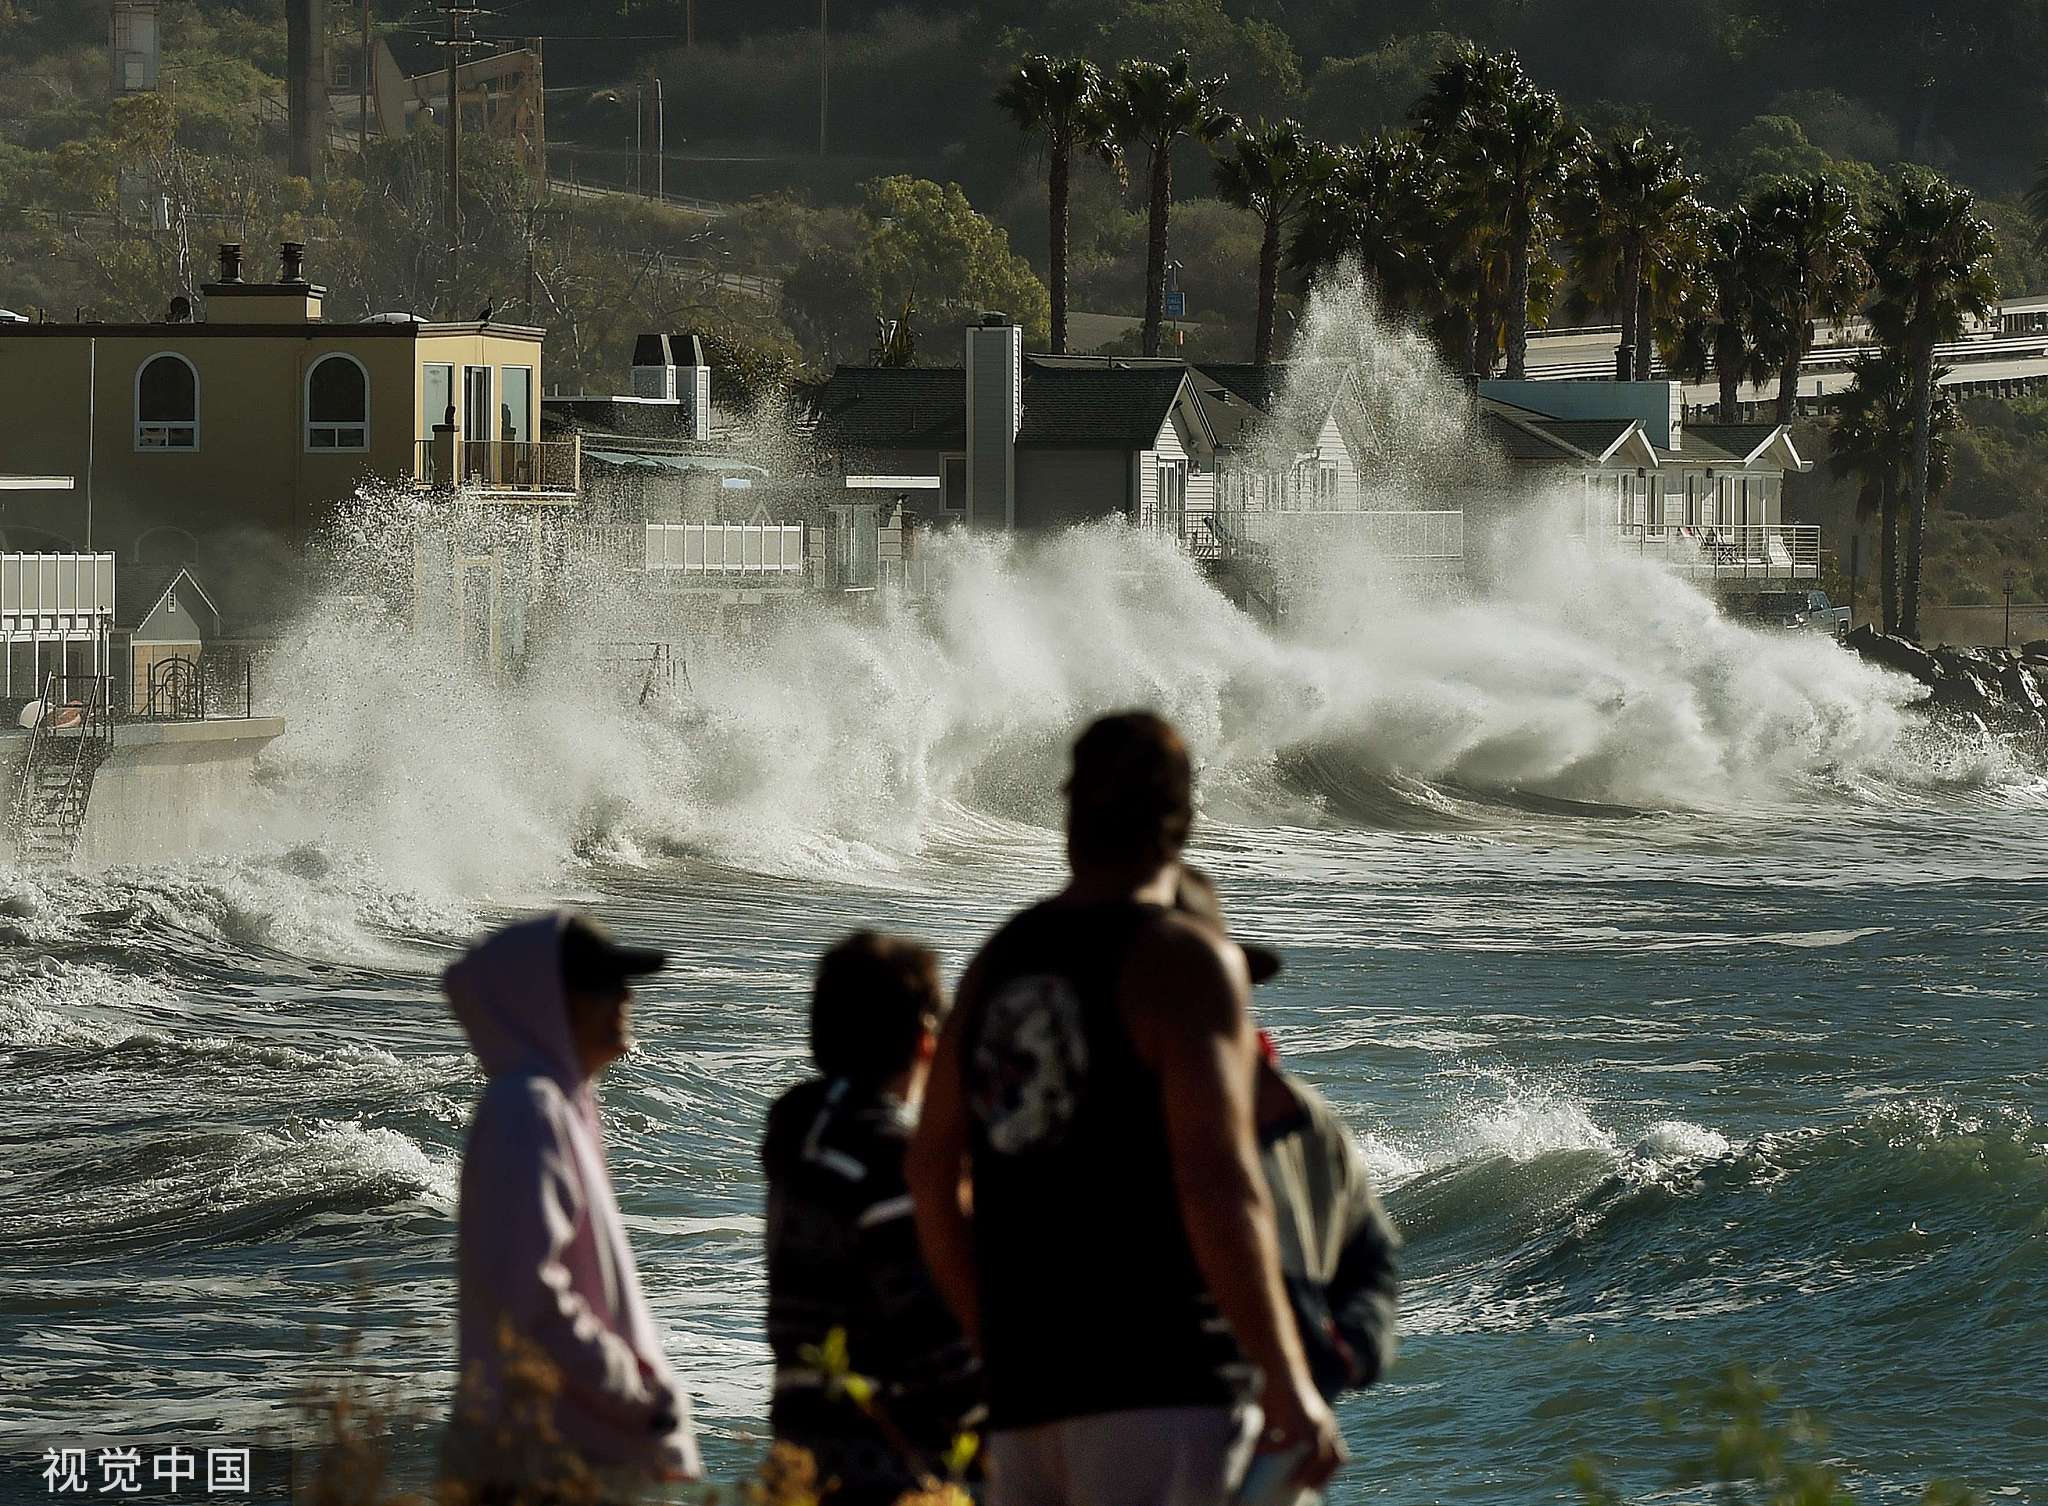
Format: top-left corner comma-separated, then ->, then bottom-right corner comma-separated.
7,675 -> 112,867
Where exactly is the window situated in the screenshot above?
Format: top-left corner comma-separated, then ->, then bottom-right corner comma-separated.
1646,475 -> 1664,528
306,354 -> 368,450
422,362 -> 454,435
464,365 -> 493,441
500,365 -> 532,444
1155,460 -> 1187,542
1315,461 -> 1340,510
942,455 -> 967,513
135,353 -> 197,449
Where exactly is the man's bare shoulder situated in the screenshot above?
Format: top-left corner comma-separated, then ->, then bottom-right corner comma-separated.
1123,907 -> 1252,1042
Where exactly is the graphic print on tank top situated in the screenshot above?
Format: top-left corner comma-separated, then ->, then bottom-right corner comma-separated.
969,973 -> 1090,1155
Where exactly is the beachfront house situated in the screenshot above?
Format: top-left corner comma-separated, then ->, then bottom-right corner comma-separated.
812,314 -> 1219,541
808,316 -> 1473,578
0,242 -> 577,638
1480,379 -> 1818,584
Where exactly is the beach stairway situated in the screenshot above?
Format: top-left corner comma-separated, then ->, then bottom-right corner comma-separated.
7,677 -> 112,867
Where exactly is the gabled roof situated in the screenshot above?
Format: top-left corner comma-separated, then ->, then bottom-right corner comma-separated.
813,359 -> 1202,451
1685,423 -> 1809,471
813,368 -> 968,450
1481,401 -> 1652,466
1198,362 -> 1289,412
1020,360 -> 1198,447
115,563 -> 218,633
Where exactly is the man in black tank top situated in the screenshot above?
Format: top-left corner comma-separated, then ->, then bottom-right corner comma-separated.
908,713 -> 1343,1506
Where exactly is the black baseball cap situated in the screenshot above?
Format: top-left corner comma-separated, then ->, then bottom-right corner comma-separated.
559,912 -> 668,992
1173,865 -> 1283,985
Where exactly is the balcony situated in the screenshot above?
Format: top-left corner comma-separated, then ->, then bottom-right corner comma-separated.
1609,523 -> 1820,581
415,435 -> 581,503
1192,507 -> 1465,563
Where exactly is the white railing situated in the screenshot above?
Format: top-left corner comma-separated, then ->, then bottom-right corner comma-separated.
0,553 -> 116,628
1610,523 -> 1820,579
1231,508 -> 1465,561
644,522 -> 806,575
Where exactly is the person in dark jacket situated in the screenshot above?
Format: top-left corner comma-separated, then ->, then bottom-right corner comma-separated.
1176,867 -> 1401,1401
763,932 -> 981,1502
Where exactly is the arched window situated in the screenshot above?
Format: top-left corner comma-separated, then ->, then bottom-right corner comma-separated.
135,353 -> 197,449
306,353 -> 368,450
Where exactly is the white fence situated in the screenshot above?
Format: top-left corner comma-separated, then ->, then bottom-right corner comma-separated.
0,553 -> 116,631
1222,508 -> 1465,561
643,523 -> 806,575
1610,524 -> 1820,580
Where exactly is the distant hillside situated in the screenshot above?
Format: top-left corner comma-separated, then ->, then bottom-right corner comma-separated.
1,0 -> 2043,610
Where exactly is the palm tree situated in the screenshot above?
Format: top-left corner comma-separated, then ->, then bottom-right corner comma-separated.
1566,131 -> 1696,380
995,55 -> 1118,356
1668,208 -> 1774,421
1868,168 -> 1999,641
1415,45 -> 1582,380
1745,173 -> 1871,423
1289,132 -> 1443,314
1214,119 -> 1337,365
1638,193 -> 1712,381
1102,54 -> 1235,358
1830,348 -> 1959,635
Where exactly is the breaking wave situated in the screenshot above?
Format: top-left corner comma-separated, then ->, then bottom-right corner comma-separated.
1377,1085 -> 2047,1336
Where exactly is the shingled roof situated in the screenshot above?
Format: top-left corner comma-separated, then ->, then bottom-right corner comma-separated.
813,360 -> 1194,451
1684,424 -> 1784,464
1198,362 -> 1290,412
812,368 -> 968,450
1019,361 -> 1191,446
1481,402 -> 1642,463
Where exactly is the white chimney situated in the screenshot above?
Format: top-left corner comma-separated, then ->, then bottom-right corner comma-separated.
965,313 -> 1022,529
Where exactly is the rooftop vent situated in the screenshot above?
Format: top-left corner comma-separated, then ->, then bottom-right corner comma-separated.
216,243 -> 242,284
279,241 -> 306,284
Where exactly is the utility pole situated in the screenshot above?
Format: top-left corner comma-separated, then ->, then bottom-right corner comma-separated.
818,0 -> 827,157
359,0 -> 370,156
685,0 -> 695,48
436,2 -> 482,293
2004,566 -> 2017,649
655,75 -> 664,202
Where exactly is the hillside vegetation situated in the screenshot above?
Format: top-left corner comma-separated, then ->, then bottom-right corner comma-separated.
0,0 -> 2043,609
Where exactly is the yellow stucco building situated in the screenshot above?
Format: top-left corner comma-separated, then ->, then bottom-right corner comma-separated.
0,243 -> 575,627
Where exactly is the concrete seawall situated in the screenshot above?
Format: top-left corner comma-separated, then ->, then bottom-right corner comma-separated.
2,717 -> 286,867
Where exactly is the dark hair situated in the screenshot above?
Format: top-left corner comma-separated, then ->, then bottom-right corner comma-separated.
810,932 -> 945,1086
1065,710 -> 1193,868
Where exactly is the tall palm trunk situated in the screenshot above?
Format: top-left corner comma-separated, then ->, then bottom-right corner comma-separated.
1633,275 -> 1655,380
1879,473 -> 1899,635
1901,335 -> 1935,640
1048,137 -> 1071,354
1774,323 -> 1805,423
1142,146 -> 1171,358
1715,322 -> 1743,421
1616,241 -> 1642,382
1254,207 -> 1281,366
1505,204 -> 1532,379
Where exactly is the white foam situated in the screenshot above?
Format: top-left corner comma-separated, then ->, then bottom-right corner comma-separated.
197,265 -> 2007,897
1632,1118 -> 1735,1164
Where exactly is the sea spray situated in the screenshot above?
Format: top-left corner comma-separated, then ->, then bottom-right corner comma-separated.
258,493 -> 1935,888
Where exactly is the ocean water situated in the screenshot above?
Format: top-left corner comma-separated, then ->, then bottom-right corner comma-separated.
4,275 -> 2044,1502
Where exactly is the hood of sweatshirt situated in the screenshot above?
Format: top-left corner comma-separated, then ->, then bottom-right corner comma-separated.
445,910 -> 590,1108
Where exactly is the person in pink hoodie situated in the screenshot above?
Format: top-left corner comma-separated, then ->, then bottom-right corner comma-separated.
441,911 -> 701,1499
